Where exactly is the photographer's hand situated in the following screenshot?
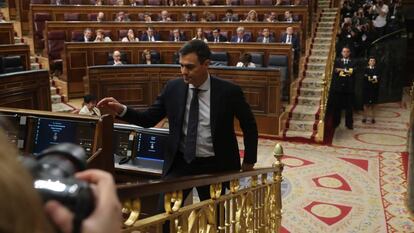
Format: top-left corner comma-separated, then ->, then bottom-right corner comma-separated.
45,169 -> 122,233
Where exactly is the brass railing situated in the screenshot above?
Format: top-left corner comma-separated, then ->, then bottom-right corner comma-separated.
118,143 -> 285,233
314,8 -> 340,142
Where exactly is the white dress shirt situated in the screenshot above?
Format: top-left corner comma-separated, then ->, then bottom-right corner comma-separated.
79,105 -> 101,116
285,35 -> 292,44
180,75 -> 214,157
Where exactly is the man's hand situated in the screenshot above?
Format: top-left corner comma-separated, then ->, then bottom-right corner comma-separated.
97,97 -> 125,116
241,163 -> 255,171
44,169 -> 122,233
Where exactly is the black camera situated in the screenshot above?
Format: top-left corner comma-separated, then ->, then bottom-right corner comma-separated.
21,143 -> 94,223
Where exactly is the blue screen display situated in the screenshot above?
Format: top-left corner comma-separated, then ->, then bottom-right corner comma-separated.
136,131 -> 167,161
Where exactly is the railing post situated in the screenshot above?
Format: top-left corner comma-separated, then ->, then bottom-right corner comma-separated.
272,143 -> 284,233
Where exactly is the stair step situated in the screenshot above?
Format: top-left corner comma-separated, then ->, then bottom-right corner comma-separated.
286,119 -> 316,131
287,104 -> 320,114
298,87 -> 323,97
50,86 -> 57,95
284,130 -> 314,139
297,96 -> 321,105
305,70 -> 325,78
31,63 -> 41,70
301,79 -> 324,89
307,64 -> 326,71
51,94 -> 62,104
308,57 -> 328,63
52,103 -> 75,113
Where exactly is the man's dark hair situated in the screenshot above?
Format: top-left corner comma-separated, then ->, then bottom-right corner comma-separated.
213,27 -> 220,32
84,94 -> 97,104
226,9 -> 233,14
178,40 -> 211,63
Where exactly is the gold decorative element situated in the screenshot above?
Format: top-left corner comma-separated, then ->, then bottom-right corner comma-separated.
230,179 -> 240,193
122,198 -> 141,227
164,190 -> 183,214
251,175 -> 258,187
210,183 -> 222,200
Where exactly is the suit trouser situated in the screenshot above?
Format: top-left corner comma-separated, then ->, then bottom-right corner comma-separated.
332,91 -> 354,128
159,153 -> 225,232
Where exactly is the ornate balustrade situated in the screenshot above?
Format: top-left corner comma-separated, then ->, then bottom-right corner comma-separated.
118,143 -> 285,233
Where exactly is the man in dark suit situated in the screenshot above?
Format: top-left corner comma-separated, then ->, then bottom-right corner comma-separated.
75,28 -> 93,42
330,47 -> 355,129
222,9 -> 238,22
140,26 -> 161,41
169,28 -> 187,42
280,26 -> 300,52
256,28 -> 275,43
207,28 -> 228,43
230,26 -> 252,43
98,40 -> 257,199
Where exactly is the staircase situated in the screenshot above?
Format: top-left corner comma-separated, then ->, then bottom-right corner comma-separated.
281,1 -> 339,141
50,78 -> 75,112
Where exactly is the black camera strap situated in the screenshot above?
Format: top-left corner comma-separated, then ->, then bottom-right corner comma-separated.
72,215 -> 83,233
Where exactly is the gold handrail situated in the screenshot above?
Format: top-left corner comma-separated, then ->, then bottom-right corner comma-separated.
119,143 -> 285,233
316,8 -> 340,141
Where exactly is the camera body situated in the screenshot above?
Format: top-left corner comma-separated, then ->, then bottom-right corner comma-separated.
21,143 -> 94,219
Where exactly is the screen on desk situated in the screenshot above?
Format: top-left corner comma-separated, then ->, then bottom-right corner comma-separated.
136,128 -> 168,162
32,117 -> 95,156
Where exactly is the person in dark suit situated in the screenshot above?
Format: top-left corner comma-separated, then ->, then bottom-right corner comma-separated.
330,47 -> 356,129
107,50 -> 125,65
280,27 -> 300,52
256,28 -> 275,43
230,27 -> 252,43
75,28 -> 93,42
169,28 -> 187,42
362,57 -> 380,124
222,9 -> 238,22
98,40 -> 258,199
207,28 -> 227,42
140,26 -> 161,41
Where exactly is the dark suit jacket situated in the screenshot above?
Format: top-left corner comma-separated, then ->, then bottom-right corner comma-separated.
280,34 -> 300,51
221,15 -> 239,22
168,34 -> 187,42
230,34 -> 252,43
256,36 -> 275,43
207,34 -> 228,42
140,33 -> 161,41
330,58 -> 356,93
120,76 -> 258,175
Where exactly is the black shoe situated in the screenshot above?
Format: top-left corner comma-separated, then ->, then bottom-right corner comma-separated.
362,119 -> 367,123
372,119 -> 376,124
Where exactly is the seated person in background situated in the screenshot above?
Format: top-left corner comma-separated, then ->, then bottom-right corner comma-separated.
115,11 -> 130,22
275,0 -> 284,5
114,0 -> 124,5
265,12 -> 278,22
257,28 -> 275,43
95,0 -> 103,5
202,0 -> 212,5
0,131 -> 122,233
79,94 -> 102,117
96,12 -> 105,22
140,26 -> 160,41
242,10 -> 258,22
230,26 -> 251,43
76,28 -> 93,42
293,0 -> 305,5
141,49 -> 160,64
122,29 -> 139,42
236,53 -> 256,68
129,0 -> 139,6
192,28 -> 208,43
200,11 -> 214,22
207,28 -> 227,42
169,29 -> 186,42
222,9 -> 238,22
281,26 -> 299,52
283,10 -> 296,22
0,12 -> 7,23
183,0 -> 196,6
109,50 -> 124,65
158,10 -> 172,21
183,11 -> 196,21
143,13 -> 152,22
225,0 -> 238,4
94,29 -> 112,42
167,0 -> 180,6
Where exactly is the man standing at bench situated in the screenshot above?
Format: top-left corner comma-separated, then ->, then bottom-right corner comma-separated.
98,40 -> 258,199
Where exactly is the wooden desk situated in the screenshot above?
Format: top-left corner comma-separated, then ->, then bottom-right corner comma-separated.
0,44 -> 31,70
0,23 -> 14,44
62,41 -> 292,99
86,65 -> 281,136
0,70 -> 51,110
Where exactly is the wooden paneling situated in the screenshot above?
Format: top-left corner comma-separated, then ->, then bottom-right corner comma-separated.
0,70 -> 51,111
0,44 -> 31,70
63,41 -> 293,98
0,23 -> 14,44
7,0 -> 17,20
86,65 -> 281,136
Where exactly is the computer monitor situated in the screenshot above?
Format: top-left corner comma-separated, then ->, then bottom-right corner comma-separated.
135,128 -> 167,162
31,117 -> 95,157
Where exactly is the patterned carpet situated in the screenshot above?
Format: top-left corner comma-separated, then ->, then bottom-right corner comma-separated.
248,102 -> 414,232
